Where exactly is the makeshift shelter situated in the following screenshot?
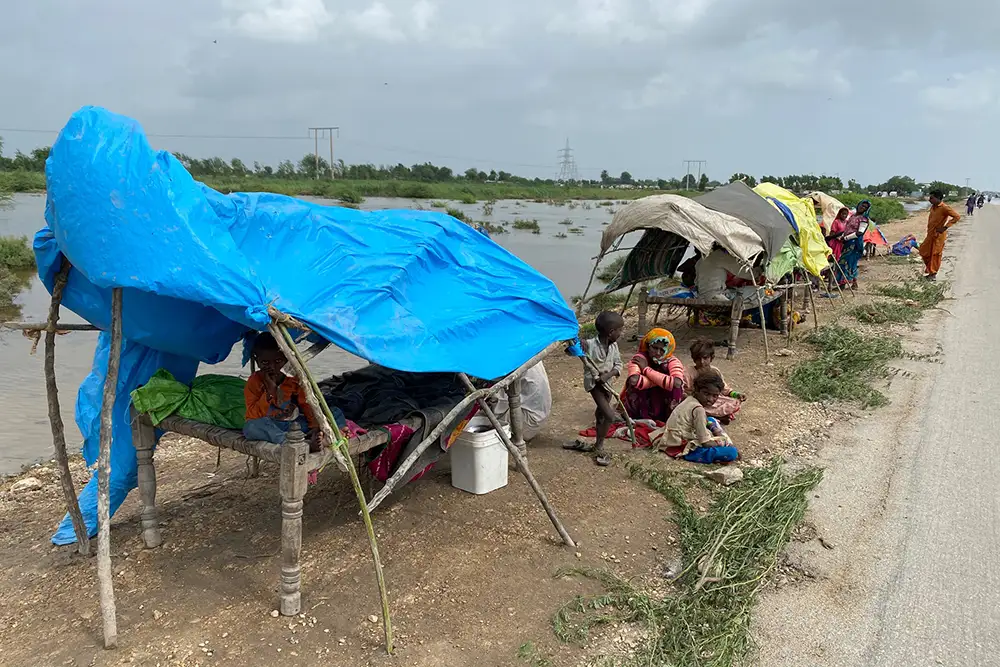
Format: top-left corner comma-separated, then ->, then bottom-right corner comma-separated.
16,106 -> 582,650
754,182 -> 830,277
697,181 -> 794,263
807,191 -> 847,233
578,194 -> 790,359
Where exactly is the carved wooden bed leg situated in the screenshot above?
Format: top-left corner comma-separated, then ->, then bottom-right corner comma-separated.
637,289 -> 648,339
506,380 -> 526,458
279,424 -> 309,616
132,408 -> 162,549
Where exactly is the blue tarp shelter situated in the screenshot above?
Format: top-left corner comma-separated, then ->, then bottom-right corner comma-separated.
39,107 -> 580,545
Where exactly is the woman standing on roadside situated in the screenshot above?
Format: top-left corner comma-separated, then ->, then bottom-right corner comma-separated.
838,200 -> 871,290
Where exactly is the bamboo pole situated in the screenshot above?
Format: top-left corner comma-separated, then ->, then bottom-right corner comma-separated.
756,289 -> 770,362
618,283 -> 636,316
457,374 -> 576,548
44,260 -> 90,555
97,288 -> 122,649
268,321 -> 393,654
365,340 -> 565,512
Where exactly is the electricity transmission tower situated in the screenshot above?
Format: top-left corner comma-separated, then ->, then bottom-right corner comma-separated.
556,138 -> 579,182
308,126 -> 340,179
683,160 -> 707,190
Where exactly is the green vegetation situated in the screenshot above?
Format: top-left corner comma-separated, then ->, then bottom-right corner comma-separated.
0,236 -> 36,271
554,232 -> 568,239
553,460 -> 822,667
512,218 -> 541,232
478,221 -> 508,235
516,642 -> 552,667
445,207 -> 468,222
788,325 -> 903,407
559,218 -> 573,226
875,279 -> 947,309
838,193 -> 907,223
430,200 -> 447,208
576,290 -> 629,315
851,301 -> 922,325
597,255 -> 627,283
481,200 -> 495,216
337,189 -> 364,205
0,235 -> 34,317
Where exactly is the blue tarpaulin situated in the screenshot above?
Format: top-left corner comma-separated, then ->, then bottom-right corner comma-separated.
41,106 -> 579,545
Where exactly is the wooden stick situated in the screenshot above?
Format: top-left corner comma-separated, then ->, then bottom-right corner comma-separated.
1,321 -> 99,331
618,283 -> 636,315
458,374 -> 576,548
97,288 -> 122,649
575,252 -> 604,317
506,380 -> 526,457
807,283 -> 820,331
365,340 -> 565,512
268,321 -> 393,654
44,260 -> 90,555
580,355 -> 635,446
756,289 -> 770,362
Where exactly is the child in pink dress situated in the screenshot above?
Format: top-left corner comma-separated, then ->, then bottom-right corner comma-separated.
683,338 -> 745,424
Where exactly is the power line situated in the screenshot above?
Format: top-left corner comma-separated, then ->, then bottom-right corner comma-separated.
0,126 -> 606,174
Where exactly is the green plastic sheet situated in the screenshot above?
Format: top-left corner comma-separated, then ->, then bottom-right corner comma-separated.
131,369 -> 247,429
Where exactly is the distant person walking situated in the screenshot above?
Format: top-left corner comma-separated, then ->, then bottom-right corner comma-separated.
966,194 -> 977,216
919,190 -> 961,281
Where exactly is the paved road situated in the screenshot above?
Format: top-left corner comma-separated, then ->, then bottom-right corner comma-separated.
754,204 -> 1000,666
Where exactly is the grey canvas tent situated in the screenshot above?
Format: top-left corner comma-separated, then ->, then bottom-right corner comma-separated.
696,181 -> 794,261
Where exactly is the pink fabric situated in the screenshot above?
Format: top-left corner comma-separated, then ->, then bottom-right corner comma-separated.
827,217 -> 846,260
367,423 -> 430,483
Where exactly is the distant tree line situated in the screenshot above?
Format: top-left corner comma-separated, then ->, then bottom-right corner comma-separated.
0,136 -> 977,197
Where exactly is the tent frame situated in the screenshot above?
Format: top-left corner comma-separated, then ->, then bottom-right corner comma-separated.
5,267 -> 577,654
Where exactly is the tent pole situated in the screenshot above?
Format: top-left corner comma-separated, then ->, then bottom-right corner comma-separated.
575,252 -> 604,317
619,283 -> 636,316
457,374 -> 576,548
44,259 -> 89,555
807,282 -> 820,331
97,288 -> 122,649
268,320 -> 393,654
366,340 -> 564,512
756,288 -> 770,362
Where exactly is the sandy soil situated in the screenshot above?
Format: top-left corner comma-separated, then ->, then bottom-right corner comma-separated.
0,211 -> 932,667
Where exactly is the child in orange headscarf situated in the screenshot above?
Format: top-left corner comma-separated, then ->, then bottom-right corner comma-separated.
621,328 -> 686,422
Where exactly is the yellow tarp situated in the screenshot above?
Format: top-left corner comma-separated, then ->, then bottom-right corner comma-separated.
754,182 -> 831,277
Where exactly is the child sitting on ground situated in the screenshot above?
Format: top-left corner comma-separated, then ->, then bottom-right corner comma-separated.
244,332 -> 320,451
660,371 -> 739,464
684,338 -> 746,423
564,311 -> 624,467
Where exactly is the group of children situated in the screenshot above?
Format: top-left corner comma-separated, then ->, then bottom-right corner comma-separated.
573,311 -> 743,467
241,317 -> 743,471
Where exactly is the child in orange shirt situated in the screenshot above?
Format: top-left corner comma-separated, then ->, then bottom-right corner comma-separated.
243,333 -> 319,449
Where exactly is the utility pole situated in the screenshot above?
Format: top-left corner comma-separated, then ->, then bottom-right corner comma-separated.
683,160 -> 707,190
308,127 -> 340,179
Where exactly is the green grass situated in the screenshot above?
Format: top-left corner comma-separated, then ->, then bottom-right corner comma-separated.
576,290 -> 629,316
516,642 -> 552,667
787,325 -> 903,407
838,193 -> 907,223
851,301 -> 922,325
445,207 -> 468,222
0,170 -> 673,203
553,460 -> 822,667
597,256 -> 627,283
512,218 -> 541,232
875,280 -> 947,309
337,189 -> 364,205
579,322 -> 597,338
477,221 -> 508,235
0,236 -> 36,271
430,200 -> 447,208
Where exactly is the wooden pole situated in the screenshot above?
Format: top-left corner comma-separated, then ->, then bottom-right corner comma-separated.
268,321 -> 393,654
618,283 -> 636,316
1,321 -> 99,331
756,289 -> 770,362
575,252 -> 604,317
44,260 -> 90,555
97,288 -> 122,649
458,374 -> 576,548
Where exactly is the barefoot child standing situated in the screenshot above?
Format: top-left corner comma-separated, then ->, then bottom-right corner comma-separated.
566,311 -> 624,467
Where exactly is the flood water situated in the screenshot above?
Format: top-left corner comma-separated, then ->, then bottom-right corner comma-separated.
0,192 -> 931,473
0,193 -> 613,473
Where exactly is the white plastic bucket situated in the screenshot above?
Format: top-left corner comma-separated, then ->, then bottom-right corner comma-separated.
450,415 -> 509,495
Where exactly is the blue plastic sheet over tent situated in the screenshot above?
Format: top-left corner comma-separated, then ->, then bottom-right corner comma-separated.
41,106 -> 579,545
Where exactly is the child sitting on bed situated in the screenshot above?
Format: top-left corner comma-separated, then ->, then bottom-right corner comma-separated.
661,371 -> 738,464
684,338 -> 746,424
244,333 -> 320,451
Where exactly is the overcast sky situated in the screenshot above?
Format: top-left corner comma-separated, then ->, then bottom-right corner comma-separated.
2,0 -> 998,186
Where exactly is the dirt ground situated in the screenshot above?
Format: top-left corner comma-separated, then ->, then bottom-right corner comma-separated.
0,211 -> 932,667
